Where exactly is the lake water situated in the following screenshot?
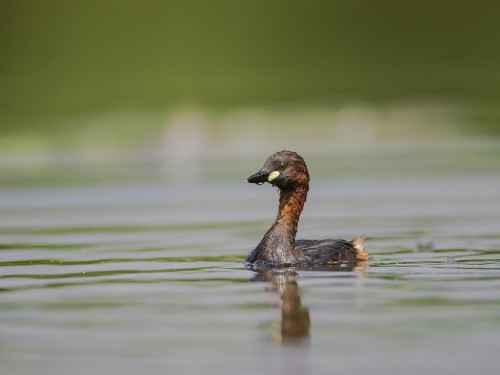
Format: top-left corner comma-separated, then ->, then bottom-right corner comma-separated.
1,147 -> 500,374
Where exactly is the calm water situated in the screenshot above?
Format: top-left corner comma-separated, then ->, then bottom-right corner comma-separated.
1,150 -> 500,374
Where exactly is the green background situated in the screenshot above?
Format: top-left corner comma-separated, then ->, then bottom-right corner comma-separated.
1,0 -> 500,139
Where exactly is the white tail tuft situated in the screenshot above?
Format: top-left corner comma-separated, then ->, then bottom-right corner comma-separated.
352,236 -> 369,261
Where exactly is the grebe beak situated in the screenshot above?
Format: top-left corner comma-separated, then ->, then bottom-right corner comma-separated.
247,169 -> 270,184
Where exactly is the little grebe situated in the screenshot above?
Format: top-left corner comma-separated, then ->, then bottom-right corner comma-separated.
245,150 -> 368,268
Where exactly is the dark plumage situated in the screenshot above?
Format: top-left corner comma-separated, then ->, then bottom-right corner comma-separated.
245,150 -> 368,268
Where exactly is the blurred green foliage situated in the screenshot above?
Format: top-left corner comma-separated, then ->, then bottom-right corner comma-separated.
1,0 -> 500,131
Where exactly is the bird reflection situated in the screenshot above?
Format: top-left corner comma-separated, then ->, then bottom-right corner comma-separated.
251,262 -> 366,345
254,269 -> 310,344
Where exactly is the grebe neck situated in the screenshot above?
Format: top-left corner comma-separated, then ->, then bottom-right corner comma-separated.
276,185 -> 308,240
245,183 -> 309,264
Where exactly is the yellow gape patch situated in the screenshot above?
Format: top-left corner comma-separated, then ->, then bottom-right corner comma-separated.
268,171 -> 280,182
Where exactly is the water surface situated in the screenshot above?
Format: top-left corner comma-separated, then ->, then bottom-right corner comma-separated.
1,150 -> 500,374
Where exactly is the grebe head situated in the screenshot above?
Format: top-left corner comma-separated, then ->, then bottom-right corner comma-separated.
247,150 -> 309,189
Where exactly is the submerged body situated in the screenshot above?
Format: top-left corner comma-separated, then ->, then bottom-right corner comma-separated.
245,150 -> 368,268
